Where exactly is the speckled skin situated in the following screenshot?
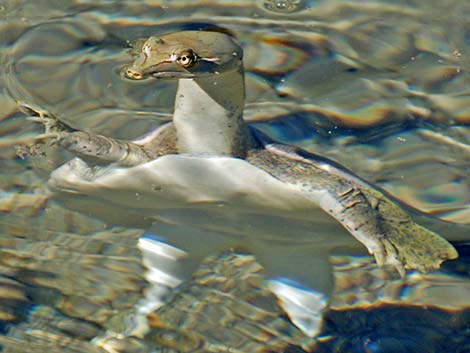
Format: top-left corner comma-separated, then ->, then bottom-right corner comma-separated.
23,30 -> 457,276
247,147 -> 456,274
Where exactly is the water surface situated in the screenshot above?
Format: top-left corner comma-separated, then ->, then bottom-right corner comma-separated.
0,0 -> 469,352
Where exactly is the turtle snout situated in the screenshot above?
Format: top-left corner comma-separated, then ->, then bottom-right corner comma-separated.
125,67 -> 144,80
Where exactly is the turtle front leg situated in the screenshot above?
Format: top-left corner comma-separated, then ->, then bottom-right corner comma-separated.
20,102 -> 76,138
19,103 -> 156,167
248,147 -> 458,277
361,188 -> 458,274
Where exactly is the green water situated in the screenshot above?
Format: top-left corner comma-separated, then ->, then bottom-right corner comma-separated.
0,0 -> 468,352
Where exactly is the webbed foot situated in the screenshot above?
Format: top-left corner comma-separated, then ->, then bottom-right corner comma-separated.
319,185 -> 458,277
15,102 -> 74,159
363,188 -> 458,275
19,102 -> 76,140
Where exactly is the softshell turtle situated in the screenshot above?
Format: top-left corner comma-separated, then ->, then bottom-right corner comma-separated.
22,30 -> 457,335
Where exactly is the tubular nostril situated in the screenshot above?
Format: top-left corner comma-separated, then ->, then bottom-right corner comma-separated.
126,69 -> 142,79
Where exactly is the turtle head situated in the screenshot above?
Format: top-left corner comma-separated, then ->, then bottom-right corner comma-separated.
125,30 -> 243,80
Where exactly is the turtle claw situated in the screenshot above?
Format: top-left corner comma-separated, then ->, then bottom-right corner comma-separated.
380,240 -> 406,277
34,132 -> 63,142
26,116 -> 50,123
18,101 -> 49,119
19,102 -> 76,143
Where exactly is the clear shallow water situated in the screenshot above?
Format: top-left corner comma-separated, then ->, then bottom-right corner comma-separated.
0,0 -> 469,352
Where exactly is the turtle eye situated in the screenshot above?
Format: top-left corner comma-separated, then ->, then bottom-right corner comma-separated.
176,50 -> 196,68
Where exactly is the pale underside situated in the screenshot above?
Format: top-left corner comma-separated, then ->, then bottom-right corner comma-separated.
48,154 -> 343,295
45,147 -> 457,295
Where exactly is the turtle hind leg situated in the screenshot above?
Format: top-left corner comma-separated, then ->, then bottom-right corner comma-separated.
19,102 -> 155,167
251,240 -> 332,337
